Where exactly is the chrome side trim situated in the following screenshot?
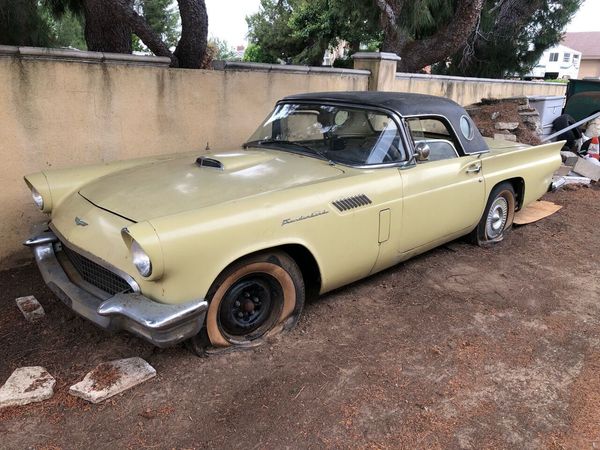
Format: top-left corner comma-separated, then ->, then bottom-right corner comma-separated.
49,223 -> 141,294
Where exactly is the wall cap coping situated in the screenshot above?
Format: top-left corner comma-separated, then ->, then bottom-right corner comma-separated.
351,52 -> 402,62
222,61 -> 370,76
396,71 -> 567,87
0,45 -> 171,67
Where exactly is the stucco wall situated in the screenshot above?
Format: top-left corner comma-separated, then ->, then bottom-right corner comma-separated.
0,48 -> 575,270
394,72 -> 567,106
0,53 -> 368,268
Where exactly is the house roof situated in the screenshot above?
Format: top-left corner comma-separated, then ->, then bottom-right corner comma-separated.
562,32 -> 600,59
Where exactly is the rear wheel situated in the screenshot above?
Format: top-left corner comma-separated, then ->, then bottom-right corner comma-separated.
186,251 -> 304,356
471,182 -> 516,246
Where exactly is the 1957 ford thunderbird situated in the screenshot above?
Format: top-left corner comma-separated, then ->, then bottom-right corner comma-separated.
24,92 -> 562,355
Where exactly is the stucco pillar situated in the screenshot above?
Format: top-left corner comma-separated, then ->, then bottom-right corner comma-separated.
352,52 -> 401,91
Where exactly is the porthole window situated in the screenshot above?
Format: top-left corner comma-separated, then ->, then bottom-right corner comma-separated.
460,115 -> 475,141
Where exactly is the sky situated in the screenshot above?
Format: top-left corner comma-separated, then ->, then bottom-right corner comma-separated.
205,0 -> 600,48
566,0 -> 600,32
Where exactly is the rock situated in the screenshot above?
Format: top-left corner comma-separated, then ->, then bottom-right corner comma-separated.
495,122 -> 519,131
491,111 -> 500,120
0,367 -> 55,408
15,296 -> 45,322
69,357 -> 156,404
573,157 -> 600,181
560,151 -> 579,167
494,133 -> 517,142
555,165 -> 572,176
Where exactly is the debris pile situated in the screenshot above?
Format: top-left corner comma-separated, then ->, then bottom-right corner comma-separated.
466,97 -> 543,145
555,149 -> 600,186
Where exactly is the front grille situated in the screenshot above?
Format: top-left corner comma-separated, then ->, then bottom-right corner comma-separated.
60,244 -> 133,295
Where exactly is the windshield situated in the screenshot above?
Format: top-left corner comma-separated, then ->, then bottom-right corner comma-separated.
245,103 -> 406,166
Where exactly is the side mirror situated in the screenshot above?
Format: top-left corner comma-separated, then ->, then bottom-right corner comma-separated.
415,142 -> 431,162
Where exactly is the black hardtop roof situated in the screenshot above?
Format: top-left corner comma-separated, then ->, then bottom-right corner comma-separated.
281,91 -> 463,118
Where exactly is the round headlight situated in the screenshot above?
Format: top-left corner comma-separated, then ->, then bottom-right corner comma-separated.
31,187 -> 44,210
131,240 -> 152,277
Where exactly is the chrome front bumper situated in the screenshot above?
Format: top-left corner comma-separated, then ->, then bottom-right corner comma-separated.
25,232 -> 208,348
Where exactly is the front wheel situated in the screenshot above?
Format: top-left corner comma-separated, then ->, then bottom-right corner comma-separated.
470,182 -> 516,246
186,251 -> 305,356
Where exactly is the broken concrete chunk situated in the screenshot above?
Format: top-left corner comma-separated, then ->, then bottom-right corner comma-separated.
494,133 -> 517,142
494,122 -> 519,131
555,165 -> 572,176
560,151 -> 579,167
15,296 -> 45,322
0,367 -> 55,408
69,357 -> 156,404
491,111 -> 500,120
573,157 -> 600,181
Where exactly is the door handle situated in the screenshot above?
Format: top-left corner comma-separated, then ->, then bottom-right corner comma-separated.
466,163 -> 482,174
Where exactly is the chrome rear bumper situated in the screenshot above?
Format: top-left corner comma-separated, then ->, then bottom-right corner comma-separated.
25,232 -> 208,347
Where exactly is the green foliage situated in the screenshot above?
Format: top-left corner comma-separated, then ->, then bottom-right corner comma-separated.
248,0 -> 582,77
45,8 -> 86,49
396,0 -> 456,39
246,0 -> 459,66
132,0 -> 180,52
246,0 -> 380,66
440,0 -> 583,78
208,37 -> 239,61
0,0 -> 56,46
243,43 -> 277,63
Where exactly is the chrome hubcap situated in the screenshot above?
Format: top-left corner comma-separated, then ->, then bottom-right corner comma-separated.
486,197 -> 508,239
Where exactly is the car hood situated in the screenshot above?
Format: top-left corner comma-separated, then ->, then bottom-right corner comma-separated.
78,149 -> 345,222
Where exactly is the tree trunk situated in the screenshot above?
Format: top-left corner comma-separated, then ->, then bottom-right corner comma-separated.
394,0 -> 484,73
82,0 -> 133,53
174,0 -> 208,69
110,0 -> 177,66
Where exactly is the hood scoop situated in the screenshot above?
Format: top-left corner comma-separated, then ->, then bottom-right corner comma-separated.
196,156 -> 224,170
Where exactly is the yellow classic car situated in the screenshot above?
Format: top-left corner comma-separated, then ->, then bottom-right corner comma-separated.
24,92 -> 562,355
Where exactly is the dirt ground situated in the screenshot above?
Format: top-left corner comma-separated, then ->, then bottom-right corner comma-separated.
1,186 -> 600,449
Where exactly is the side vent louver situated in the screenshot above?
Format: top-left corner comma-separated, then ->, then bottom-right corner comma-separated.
196,156 -> 224,170
332,194 -> 372,212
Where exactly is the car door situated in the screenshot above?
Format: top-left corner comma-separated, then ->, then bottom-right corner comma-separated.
397,116 -> 486,253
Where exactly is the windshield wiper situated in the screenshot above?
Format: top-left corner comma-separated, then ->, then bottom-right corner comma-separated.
245,139 -> 335,165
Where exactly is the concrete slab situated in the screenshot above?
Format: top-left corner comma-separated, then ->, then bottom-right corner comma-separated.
494,133 -> 517,142
560,151 -> 579,167
69,357 -> 156,404
0,367 -> 55,408
573,157 -> 600,181
15,296 -> 45,322
495,122 -> 519,131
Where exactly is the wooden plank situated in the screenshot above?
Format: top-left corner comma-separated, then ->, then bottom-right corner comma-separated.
514,200 -> 562,225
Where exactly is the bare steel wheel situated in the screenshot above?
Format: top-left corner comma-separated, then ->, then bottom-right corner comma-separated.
471,182 -> 516,246
185,251 -> 305,356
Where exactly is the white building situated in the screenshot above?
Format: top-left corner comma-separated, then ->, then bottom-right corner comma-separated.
527,44 -> 582,80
